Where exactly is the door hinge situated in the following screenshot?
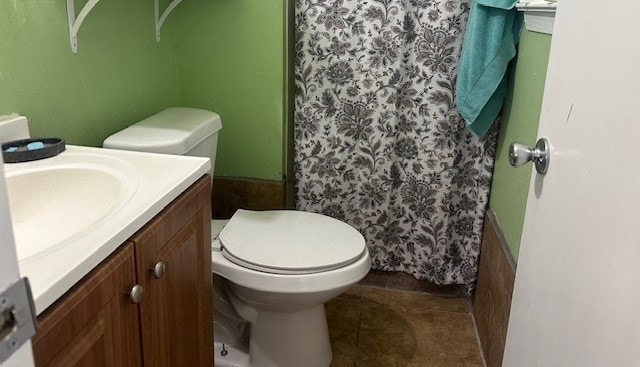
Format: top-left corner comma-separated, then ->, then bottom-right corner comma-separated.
0,278 -> 37,363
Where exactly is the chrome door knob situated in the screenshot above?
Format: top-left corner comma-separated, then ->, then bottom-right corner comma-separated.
509,138 -> 550,174
150,261 -> 166,279
128,284 -> 144,304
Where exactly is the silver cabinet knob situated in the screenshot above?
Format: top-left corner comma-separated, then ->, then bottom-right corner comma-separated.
128,284 -> 144,304
509,138 -> 550,174
150,261 -> 166,279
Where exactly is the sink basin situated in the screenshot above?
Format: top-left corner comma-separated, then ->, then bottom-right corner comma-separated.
5,155 -> 137,262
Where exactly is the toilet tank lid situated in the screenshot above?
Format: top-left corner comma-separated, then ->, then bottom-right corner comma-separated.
103,107 -> 222,155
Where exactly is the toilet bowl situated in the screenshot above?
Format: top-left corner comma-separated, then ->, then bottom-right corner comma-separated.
213,209 -> 370,367
104,108 -> 372,367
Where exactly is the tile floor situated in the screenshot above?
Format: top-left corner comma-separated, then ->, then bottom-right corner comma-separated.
326,273 -> 484,367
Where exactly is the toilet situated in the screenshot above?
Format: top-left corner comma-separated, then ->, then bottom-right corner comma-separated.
103,108 -> 371,367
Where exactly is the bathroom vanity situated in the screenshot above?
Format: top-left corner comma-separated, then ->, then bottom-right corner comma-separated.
30,175 -> 213,366
0,141 -> 214,366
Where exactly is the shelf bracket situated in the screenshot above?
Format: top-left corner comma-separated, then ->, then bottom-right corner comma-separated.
66,0 -> 101,53
155,0 -> 184,42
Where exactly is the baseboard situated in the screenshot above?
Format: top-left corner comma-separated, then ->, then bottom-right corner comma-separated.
211,177 -> 287,219
473,210 -> 516,367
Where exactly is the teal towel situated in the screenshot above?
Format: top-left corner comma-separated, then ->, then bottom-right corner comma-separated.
456,0 -> 523,137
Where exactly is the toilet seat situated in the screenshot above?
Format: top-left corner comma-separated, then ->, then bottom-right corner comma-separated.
220,247 -> 368,275
219,210 -> 366,275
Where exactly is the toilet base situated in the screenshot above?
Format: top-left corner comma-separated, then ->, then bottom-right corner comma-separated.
245,304 -> 332,367
218,297 -> 333,367
214,342 -> 250,367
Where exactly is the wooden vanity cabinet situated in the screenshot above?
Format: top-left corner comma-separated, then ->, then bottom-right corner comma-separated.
32,175 -> 213,366
31,244 -> 142,367
130,175 -> 213,367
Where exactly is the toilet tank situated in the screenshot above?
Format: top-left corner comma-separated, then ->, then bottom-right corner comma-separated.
103,108 -> 222,177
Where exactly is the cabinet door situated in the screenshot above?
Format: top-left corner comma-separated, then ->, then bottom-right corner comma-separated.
32,244 -> 142,367
131,176 -> 213,367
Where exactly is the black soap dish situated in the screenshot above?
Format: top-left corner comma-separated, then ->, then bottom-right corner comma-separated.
2,138 -> 66,163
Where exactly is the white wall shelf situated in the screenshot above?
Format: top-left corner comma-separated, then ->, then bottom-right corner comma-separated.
516,1 -> 557,35
155,0 -> 184,42
66,0 -> 101,53
65,0 -> 185,52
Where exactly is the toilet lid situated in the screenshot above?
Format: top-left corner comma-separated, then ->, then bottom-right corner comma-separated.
219,210 -> 366,275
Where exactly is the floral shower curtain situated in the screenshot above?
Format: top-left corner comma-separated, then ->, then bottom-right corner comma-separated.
294,0 -> 497,292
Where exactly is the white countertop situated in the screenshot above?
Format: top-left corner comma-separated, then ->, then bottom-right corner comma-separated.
4,145 -> 210,315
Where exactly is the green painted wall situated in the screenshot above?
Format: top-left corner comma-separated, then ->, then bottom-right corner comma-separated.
0,1 -> 180,147
489,30 -> 552,261
174,0 -> 285,181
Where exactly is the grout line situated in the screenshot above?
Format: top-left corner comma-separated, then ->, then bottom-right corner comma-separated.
359,283 -> 467,299
352,293 -> 364,367
365,302 -> 473,317
467,299 -> 489,367
359,270 -> 468,294
358,284 -> 472,315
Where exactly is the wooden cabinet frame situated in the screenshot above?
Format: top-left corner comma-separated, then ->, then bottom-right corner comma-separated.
32,175 -> 212,367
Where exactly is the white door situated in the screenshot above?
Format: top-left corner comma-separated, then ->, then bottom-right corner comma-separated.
0,157 -> 34,367
503,0 -> 640,365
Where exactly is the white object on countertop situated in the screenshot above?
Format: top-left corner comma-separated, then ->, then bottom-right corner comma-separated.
0,115 -> 30,144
